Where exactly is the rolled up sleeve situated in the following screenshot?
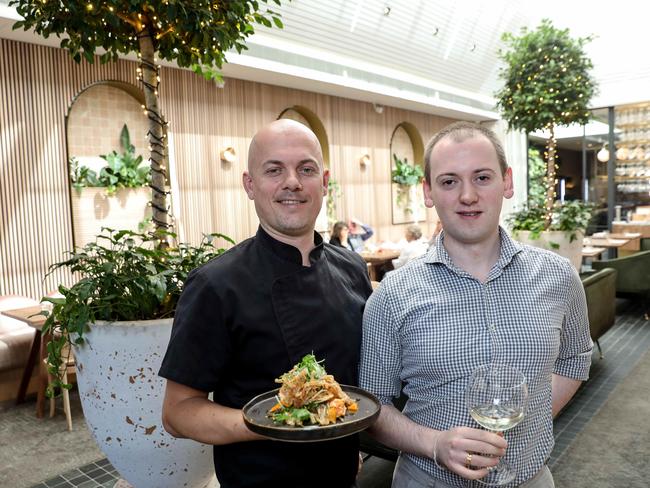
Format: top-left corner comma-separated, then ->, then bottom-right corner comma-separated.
359,283 -> 403,405
554,269 -> 593,381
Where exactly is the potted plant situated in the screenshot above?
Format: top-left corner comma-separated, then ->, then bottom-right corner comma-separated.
507,198 -> 594,270
42,228 -> 234,488
70,124 -> 152,247
71,124 -> 150,196
391,154 -> 424,218
495,19 -> 597,267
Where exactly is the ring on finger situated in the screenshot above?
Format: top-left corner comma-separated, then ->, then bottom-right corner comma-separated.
465,452 -> 473,469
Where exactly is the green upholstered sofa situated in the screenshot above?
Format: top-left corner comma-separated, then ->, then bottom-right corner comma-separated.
581,267 -> 617,358
592,250 -> 650,319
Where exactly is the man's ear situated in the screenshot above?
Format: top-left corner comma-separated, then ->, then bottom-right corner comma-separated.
242,171 -> 255,200
503,167 -> 514,199
322,169 -> 330,197
423,179 -> 434,208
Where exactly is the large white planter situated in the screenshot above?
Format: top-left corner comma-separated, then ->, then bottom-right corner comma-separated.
73,318 -> 215,488
71,187 -> 151,248
513,230 -> 584,271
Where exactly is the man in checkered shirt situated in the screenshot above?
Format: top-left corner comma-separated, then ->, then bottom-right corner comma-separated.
360,121 -> 593,487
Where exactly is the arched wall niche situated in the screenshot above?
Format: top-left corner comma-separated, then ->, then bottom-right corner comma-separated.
389,122 -> 425,224
66,81 -> 148,165
278,105 -> 330,168
277,105 -> 330,233
65,81 -> 151,248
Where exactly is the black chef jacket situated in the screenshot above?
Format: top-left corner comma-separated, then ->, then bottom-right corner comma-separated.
159,226 -> 373,488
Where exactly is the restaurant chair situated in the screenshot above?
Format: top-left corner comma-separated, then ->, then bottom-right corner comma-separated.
592,250 -> 650,320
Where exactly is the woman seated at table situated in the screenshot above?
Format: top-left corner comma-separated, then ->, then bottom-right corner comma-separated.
392,224 -> 429,269
329,221 -> 352,250
330,218 -> 374,252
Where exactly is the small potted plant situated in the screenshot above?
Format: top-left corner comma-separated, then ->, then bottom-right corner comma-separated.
70,124 -> 152,247
391,154 -> 424,218
43,228 -> 233,488
70,124 -> 150,196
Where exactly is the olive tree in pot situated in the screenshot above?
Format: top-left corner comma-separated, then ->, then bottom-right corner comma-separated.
495,19 -> 597,269
12,0 -> 284,238
42,229 -> 234,488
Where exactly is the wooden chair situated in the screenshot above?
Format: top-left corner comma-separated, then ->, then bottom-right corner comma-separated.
44,342 -> 75,431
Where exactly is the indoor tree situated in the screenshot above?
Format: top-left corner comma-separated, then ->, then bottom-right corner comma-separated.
496,18 -> 596,229
11,0 -> 284,239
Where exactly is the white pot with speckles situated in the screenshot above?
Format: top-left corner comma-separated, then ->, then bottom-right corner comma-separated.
513,230 -> 584,271
73,318 -> 216,488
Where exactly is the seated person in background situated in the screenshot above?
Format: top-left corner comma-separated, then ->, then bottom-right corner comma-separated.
329,221 -> 352,250
348,218 -> 374,252
392,224 -> 429,269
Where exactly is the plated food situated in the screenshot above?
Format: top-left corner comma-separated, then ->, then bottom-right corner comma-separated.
267,354 -> 358,427
242,383 -> 380,442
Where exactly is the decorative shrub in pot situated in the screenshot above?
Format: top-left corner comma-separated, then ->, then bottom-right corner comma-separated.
42,229 -> 234,488
508,199 -> 594,270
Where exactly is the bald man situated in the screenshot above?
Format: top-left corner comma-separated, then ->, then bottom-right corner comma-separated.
159,120 -> 372,488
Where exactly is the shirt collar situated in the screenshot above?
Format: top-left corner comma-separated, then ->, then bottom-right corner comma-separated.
425,226 -> 523,272
256,226 -> 324,266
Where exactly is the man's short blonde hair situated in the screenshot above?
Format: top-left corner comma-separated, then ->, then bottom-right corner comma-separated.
424,121 -> 508,185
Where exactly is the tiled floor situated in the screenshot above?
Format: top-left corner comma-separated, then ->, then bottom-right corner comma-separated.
32,302 -> 650,488
30,459 -> 119,488
548,301 -> 650,468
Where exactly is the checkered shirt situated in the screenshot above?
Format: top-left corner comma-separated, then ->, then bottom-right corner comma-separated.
359,227 -> 593,487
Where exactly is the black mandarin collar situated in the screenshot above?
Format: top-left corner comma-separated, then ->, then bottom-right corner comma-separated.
255,226 -> 324,266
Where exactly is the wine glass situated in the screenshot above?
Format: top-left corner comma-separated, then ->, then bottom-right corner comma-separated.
465,364 -> 528,486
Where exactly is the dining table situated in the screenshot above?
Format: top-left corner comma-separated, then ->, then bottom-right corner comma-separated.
612,222 -> 650,239
581,246 -> 607,259
584,232 -> 640,258
360,249 -> 401,281
605,232 -> 641,252
1,306 -> 49,417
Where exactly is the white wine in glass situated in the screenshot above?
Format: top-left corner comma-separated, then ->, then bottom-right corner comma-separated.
466,364 -> 528,486
469,404 -> 524,432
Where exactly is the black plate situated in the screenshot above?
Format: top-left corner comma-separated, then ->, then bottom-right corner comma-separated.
242,385 -> 381,442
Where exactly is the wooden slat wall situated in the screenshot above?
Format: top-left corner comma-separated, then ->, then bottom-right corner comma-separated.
1,38 -> 455,299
